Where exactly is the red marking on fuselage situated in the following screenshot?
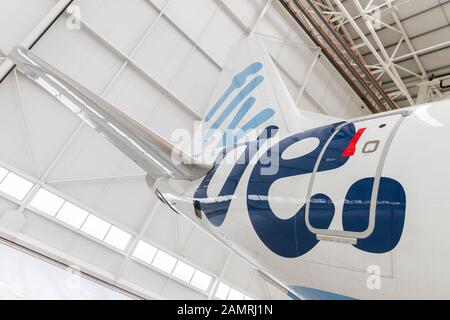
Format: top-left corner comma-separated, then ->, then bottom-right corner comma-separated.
342,128 -> 366,157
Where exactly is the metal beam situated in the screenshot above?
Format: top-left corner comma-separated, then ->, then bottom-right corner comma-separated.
361,23 -> 450,58
219,0 -> 333,113
279,0 -> 378,112
285,0 -> 395,111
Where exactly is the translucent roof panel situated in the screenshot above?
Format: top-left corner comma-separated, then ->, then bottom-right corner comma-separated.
215,282 -> 231,300
0,167 -> 7,182
0,0 -> 329,300
227,288 -> 245,300
190,270 -> 212,292
133,240 -> 158,264
172,260 -> 195,283
104,226 -> 132,251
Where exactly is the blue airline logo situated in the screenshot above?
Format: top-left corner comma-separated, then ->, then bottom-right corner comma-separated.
194,64 -> 406,259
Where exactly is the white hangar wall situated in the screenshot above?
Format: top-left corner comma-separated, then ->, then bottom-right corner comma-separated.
0,0 -> 369,299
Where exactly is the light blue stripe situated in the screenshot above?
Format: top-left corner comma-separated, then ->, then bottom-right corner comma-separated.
216,97 -> 256,148
210,76 -> 264,130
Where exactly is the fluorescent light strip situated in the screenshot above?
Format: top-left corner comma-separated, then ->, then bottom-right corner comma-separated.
104,226 -> 132,251
132,240 -> 214,293
0,167 -> 8,183
0,168 -> 215,295
27,187 -> 133,252
152,250 -> 177,274
0,176 -> 213,294
133,241 -> 158,264
190,269 -> 212,292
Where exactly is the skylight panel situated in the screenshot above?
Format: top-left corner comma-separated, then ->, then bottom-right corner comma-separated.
29,188 -> 65,216
243,295 -> 254,300
0,172 -> 33,201
56,202 -> 89,228
0,167 -> 7,182
133,240 -> 158,264
190,270 -> 212,292
104,226 -> 132,251
81,214 -> 111,240
215,282 -> 231,300
227,288 -> 245,300
151,250 -> 177,274
172,260 -> 195,283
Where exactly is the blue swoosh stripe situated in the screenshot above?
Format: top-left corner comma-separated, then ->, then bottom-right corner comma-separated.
241,108 -> 275,132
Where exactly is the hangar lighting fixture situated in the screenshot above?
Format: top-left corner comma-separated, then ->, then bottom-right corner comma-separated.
104,226 -> 132,251
29,188 -> 65,216
190,270 -> 212,292
81,214 -> 111,240
152,250 -> 177,274
214,282 -> 254,300
133,240 -> 158,264
228,288 -> 245,300
172,260 -> 196,283
56,202 -> 89,229
215,282 -> 231,300
0,172 -> 33,201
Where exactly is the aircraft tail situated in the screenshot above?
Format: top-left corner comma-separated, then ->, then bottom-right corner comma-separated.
202,36 -> 334,153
